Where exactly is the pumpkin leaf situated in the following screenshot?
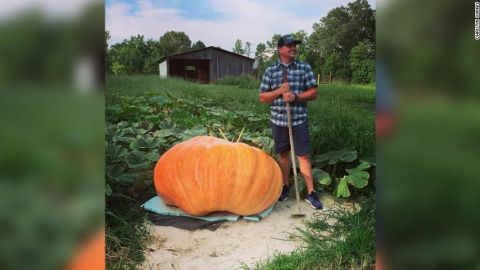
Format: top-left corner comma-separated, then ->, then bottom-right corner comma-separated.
145,150 -> 160,162
112,135 -> 133,143
154,129 -> 175,138
345,173 -> 369,188
312,168 -> 332,186
107,144 -> 128,163
113,127 -> 138,143
129,137 -> 161,150
251,136 -> 274,153
125,150 -> 151,169
117,121 -> 129,129
341,151 -> 357,162
314,149 -> 358,167
107,164 -> 124,180
178,128 -> 206,140
355,161 -> 372,171
240,132 -> 253,141
132,126 -> 148,135
335,177 -> 351,198
151,96 -> 168,107
116,172 -> 139,184
344,161 -> 371,188
117,127 -> 137,137
360,158 -> 376,167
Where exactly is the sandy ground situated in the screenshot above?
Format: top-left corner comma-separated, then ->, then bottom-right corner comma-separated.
142,193 -> 344,270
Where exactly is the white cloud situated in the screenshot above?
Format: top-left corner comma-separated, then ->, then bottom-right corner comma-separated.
106,0 -> 375,53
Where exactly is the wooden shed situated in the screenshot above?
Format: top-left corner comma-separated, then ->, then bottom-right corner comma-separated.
158,46 -> 255,83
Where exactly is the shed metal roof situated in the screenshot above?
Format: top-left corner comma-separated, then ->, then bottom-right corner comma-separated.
158,46 -> 255,63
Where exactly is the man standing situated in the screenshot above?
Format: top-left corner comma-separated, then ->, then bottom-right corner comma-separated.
258,34 -> 322,209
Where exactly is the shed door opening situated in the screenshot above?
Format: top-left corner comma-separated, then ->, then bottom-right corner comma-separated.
169,59 -> 210,83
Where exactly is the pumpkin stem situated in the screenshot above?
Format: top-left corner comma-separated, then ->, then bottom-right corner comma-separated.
218,128 -> 228,140
236,127 -> 245,143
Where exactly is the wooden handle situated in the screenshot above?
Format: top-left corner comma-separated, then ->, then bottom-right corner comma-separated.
286,102 -> 301,211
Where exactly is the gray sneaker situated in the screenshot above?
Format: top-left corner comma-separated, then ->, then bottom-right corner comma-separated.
305,191 -> 323,209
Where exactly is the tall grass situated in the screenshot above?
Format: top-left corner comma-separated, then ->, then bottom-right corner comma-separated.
106,206 -> 151,270
213,75 -> 261,89
310,84 -> 375,158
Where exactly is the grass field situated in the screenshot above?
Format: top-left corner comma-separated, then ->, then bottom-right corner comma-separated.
106,75 -> 375,269
107,75 -> 374,158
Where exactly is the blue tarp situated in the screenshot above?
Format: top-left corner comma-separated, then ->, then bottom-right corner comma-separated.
142,196 -> 274,222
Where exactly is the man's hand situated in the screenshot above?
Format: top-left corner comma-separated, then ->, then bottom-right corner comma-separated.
259,83 -> 295,104
277,83 -> 290,94
283,91 -> 295,102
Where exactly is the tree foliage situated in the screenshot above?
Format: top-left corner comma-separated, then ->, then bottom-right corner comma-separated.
105,31 -> 111,73
232,39 -> 245,55
244,41 -> 252,58
350,41 -> 375,84
308,0 -> 375,82
292,30 -> 309,61
159,31 -> 192,56
107,31 -> 199,75
191,40 -> 206,50
109,35 -> 148,74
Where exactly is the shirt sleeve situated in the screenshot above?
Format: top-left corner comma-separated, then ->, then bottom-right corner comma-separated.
304,63 -> 318,89
259,67 -> 272,92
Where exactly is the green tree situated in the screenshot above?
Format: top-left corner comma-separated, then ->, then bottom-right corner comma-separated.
159,31 -> 192,56
143,39 -> 163,74
254,43 -> 268,79
346,0 -> 375,45
108,31 -> 193,75
323,52 -> 350,79
292,30 -> 309,61
105,31 -> 111,73
233,39 -> 245,55
244,41 -> 252,57
144,32 -> 194,74
350,40 -> 375,84
109,35 -> 148,74
255,43 -> 267,60
111,62 -> 126,75
266,34 -> 281,57
255,34 -> 281,79
191,40 -> 206,50
308,0 -> 375,79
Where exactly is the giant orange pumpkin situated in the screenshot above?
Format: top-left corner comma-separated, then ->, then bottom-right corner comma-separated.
153,136 -> 283,216
67,229 -> 105,270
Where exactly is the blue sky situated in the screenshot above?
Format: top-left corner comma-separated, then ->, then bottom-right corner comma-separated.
106,0 -> 224,20
106,0 -> 376,55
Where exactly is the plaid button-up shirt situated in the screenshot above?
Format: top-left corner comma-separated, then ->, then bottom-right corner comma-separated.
259,60 -> 317,127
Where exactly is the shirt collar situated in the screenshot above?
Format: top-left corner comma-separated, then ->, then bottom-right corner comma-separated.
275,59 -> 298,68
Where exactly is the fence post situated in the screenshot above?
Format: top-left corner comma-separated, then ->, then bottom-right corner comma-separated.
317,73 -> 320,85
329,71 -> 332,84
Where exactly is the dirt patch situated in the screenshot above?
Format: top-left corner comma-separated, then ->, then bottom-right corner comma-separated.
142,194 -> 346,270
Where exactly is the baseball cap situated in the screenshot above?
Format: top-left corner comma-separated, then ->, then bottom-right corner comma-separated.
277,34 -> 301,47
